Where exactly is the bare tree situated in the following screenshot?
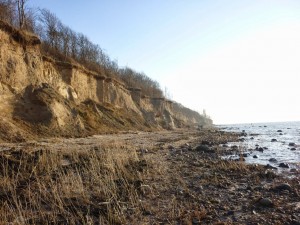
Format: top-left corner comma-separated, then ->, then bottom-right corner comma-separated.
35,7 -> 164,97
16,0 -> 27,29
39,8 -> 60,49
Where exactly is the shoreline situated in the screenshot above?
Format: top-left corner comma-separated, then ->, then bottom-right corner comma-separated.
0,128 -> 299,224
219,122 -> 300,179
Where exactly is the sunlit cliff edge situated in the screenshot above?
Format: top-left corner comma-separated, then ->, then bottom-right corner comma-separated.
0,20 -> 212,142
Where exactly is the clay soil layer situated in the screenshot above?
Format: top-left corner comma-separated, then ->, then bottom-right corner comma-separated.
0,129 -> 299,224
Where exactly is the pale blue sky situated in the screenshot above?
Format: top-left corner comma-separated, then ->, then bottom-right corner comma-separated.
28,0 -> 300,124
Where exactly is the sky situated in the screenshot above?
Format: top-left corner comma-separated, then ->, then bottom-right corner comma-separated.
28,0 -> 300,124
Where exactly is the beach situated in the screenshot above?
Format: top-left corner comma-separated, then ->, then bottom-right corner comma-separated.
0,128 -> 299,224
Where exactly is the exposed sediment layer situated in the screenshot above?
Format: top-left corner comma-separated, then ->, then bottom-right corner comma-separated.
0,20 -> 212,141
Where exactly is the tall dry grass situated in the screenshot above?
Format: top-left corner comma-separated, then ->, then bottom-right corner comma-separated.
0,145 -> 147,224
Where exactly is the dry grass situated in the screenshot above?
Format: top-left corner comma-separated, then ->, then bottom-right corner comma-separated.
0,145 -> 147,224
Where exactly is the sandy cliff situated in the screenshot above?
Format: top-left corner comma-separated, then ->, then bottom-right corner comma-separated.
0,21 -> 212,141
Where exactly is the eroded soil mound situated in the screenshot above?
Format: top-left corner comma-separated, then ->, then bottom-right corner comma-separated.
3,84 -> 153,142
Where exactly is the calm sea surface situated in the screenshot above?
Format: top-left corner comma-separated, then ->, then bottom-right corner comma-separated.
218,121 -> 300,172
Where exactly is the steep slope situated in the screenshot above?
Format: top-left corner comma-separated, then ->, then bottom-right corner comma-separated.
0,20 -> 212,141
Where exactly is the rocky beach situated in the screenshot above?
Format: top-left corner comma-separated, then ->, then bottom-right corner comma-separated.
0,128 -> 299,224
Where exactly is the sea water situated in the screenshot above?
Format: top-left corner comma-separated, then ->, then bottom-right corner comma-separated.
218,121 -> 300,171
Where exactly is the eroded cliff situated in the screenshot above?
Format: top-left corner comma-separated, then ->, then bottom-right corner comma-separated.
0,21 -> 211,142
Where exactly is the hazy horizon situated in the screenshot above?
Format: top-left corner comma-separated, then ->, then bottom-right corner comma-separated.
216,120 -> 300,126
28,0 -> 300,124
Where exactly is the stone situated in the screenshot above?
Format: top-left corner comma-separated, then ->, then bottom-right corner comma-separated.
242,153 -> 250,157
271,139 -> 277,142
291,148 -> 296,151
269,158 -> 277,163
277,130 -> 283,132
265,164 -> 278,170
257,198 -> 274,207
195,144 -> 211,152
140,148 -> 148,154
273,183 -> 292,192
253,155 -> 259,158
257,147 -> 264,152
192,218 -> 200,225
289,142 -> 296,147
279,163 -> 289,168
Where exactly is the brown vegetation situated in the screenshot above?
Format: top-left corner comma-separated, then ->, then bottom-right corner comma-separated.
0,20 -> 40,45
0,145 -> 145,224
0,129 -> 298,224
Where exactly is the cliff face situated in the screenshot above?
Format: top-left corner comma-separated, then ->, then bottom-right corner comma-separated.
0,21 -> 212,141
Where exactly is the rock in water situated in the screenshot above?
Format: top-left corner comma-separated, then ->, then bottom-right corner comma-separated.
265,164 -> 278,170
279,163 -> 289,168
269,158 -> 277,163
256,147 -> 264,152
242,153 -> 250,157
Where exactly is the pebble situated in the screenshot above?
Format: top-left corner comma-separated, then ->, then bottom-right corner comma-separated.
253,155 -> 259,158
289,143 -> 296,147
271,139 -> 277,142
195,144 -> 211,153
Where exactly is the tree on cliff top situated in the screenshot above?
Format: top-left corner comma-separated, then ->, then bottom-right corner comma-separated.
16,0 -> 26,29
0,2 -> 165,98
